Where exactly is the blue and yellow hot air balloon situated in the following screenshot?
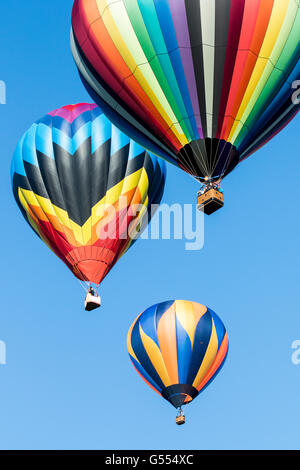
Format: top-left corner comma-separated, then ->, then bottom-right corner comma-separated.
127,300 -> 229,425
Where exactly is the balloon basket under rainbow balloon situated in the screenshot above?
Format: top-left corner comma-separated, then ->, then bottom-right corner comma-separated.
197,188 -> 224,215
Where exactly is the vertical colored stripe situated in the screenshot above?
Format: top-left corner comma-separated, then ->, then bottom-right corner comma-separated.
156,303 -> 179,384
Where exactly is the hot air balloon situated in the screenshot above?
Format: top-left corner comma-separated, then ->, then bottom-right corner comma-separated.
127,300 -> 229,425
11,103 -> 166,310
71,0 -> 300,215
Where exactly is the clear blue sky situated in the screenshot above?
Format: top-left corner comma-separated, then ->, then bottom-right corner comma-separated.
0,0 -> 300,451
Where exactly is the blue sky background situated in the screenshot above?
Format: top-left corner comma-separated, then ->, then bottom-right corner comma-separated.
0,0 -> 300,450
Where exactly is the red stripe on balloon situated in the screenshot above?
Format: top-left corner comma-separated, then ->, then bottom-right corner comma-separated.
216,0 -> 246,138
72,1 -> 182,152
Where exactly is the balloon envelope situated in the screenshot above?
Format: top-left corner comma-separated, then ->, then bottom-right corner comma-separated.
71,0 -> 300,182
11,103 -> 166,285
127,300 -> 229,409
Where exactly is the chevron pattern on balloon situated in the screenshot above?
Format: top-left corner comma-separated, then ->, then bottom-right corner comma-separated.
11,103 -> 166,285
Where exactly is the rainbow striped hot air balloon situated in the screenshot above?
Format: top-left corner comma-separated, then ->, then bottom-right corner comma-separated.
127,300 -> 229,425
71,0 -> 300,214
11,103 -> 166,309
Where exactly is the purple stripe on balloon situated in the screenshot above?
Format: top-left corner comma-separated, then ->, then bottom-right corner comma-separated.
49,103 -> 98,123
168,0 -> 203,139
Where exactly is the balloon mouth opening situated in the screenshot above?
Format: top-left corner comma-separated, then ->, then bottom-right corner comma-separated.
177,138 -> 240,182
73,260 -> 109,285
161,384 -> 198,408
66,246 -> 116,285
